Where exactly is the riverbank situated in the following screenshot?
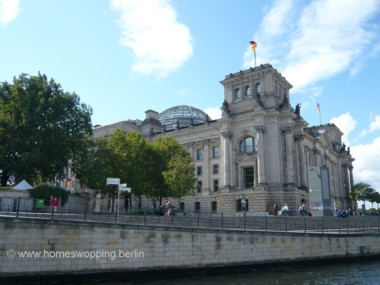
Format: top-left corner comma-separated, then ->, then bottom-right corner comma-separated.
1,216 -> 380,278
3,255 -> 380,285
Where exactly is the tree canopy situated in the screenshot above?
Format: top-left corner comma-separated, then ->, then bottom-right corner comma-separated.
74,130 -> 196,208
350,182 -> 376,203
0,73 -> 93,186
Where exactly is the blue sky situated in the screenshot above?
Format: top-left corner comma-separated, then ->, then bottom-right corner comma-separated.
1,0 -> 380,202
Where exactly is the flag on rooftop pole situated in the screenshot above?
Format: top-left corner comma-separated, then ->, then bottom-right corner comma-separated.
317,103 -> 322,125
250,41 -> 257,67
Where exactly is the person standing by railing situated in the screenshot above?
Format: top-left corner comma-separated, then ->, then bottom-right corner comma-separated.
49,196 -> 54,212
166,199 -> 172,216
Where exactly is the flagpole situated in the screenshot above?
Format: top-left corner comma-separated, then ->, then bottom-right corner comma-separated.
250,41 -> 257,67
319,110 -> 322,125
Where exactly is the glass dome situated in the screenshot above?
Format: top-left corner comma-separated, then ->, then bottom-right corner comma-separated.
159,105 -> 209,130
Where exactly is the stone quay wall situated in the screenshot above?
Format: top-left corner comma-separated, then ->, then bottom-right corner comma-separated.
1,217 -> 380,277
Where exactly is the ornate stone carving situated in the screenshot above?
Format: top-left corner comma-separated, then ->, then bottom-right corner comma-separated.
221,130 -> 233,138
254,125 -> 265,133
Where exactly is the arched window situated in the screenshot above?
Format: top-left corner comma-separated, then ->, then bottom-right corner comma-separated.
245,85 -> 251,96
255,83 -> 262,94
234,88 -> 240,100
239,136 -> 254,153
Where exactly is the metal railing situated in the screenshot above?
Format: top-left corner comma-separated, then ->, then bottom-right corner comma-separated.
1,198 -> 379,235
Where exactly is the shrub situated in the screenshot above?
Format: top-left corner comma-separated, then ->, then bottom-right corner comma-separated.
29,184 -> 69,206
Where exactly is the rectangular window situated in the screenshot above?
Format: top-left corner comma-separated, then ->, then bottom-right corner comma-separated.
213,180 -> 219,192
195,202 -> 200,212
196,148 -> 203,160
243,167 -> 254,188
211,201 -> 217,213
180,202 -> 185,211
212,146 -> 220,158
197,181 -> 202,193
237,198 -> 249,211
213,164 -> 219,174
197,166 -> 202,176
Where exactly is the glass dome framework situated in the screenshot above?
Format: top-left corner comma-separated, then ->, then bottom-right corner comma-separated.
159,105 -> 209,130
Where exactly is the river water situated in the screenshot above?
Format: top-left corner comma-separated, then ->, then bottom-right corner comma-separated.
5,258 -> 380,285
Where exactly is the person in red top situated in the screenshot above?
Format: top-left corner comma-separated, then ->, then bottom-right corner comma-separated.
49,196 -> 54,212
53,197 -> 59,212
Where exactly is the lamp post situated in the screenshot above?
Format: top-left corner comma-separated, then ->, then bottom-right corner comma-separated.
106,178 -> 131,223
117,183 -> 131,223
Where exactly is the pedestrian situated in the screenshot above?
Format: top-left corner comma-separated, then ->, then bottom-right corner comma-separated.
241,198 -> 247,211
49,196 -> 54,212
53,197 -> 59,213
274,203 -> 279,216
299,203 -> 305,216
166,199 -> 172,216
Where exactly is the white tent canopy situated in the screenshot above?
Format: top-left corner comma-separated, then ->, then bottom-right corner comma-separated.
13,180 -> 33,190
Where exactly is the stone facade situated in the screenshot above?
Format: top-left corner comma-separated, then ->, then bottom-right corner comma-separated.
1,218 -> 379,277
86,64 -> 354,216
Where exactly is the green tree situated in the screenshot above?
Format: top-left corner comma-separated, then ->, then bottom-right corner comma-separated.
108,130 -> 155,209
151,136 -> 193,205
163,153 -> 195,199
0,73 -> 92,186
368,191 -> 380,213
351,182 -> 375,211
73,138 -> 118,194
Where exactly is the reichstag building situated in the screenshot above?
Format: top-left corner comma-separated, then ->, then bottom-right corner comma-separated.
91,63 -> 354,216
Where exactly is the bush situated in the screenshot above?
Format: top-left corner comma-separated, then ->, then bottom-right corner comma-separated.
29,184 -> 69,206
0,186 -> 14,191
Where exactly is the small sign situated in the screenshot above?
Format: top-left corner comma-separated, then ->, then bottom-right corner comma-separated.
106,178 -> 120,185
119,187 -> 131,193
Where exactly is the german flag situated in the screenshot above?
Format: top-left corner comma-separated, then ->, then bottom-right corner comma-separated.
250,41 -> 257,52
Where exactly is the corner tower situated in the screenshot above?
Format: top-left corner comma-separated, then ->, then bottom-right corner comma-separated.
219,64 -> 292,114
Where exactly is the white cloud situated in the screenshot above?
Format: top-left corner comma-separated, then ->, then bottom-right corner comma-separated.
330,113 -> 357,145
358,114 -> 380,137
244,0 -> 380,91
351,137 -> 380,192
110,0 -> 193,78
204,107 -> 221,120
369,114 -> 380,133
331,113 -> 380,193
0,0 -> 20,25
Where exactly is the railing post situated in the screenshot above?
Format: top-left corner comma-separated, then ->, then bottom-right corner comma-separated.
197,212 -> 200,228
221,213 -> 224,229
304,217 -> 306,233
144,209 -> 147,225
346,217 -> 349,234
338,217 -> 341,234
16,197 -> 20,218
84,202 -> 87,222
321,217 -> 324,234
362,218 -> 365,233
243,211 -> 246,231
285,216 -> 288,232
265,215 -> 268,232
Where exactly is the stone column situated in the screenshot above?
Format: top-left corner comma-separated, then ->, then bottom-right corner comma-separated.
255,125 -> 266,184
221,130 -> 233,189
203,140 -> 210,193
348,166 -> 354,191
296,135 -> 307,189
284,128 -> 294,185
